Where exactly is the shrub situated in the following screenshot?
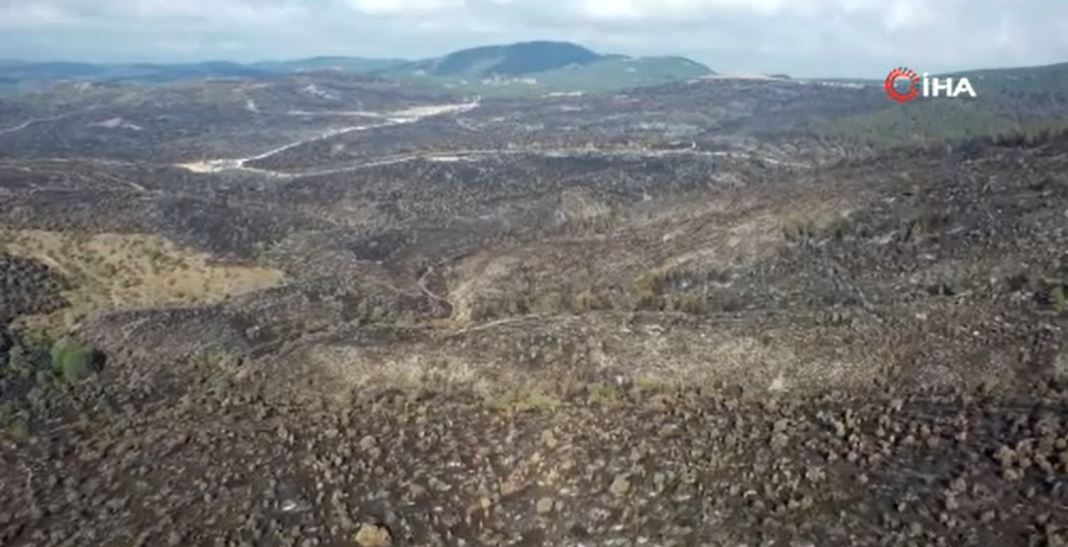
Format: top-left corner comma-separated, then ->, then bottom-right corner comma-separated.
588,383 -> 625,406
5,343 -> 48,380
487,386 -> 560,414
669,294 -> 708,315
3,419 -> 29,443
531,291 -> 566,314
572,289 -> 605,313
0,403 -> 29,442
632,271 -> 664,301
50,338 -> 99,383
1053,285 -> 1067,314
196,349 -> 242,372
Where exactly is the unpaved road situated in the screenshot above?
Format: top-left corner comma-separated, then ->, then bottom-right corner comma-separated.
175,101 -> 482,176
175,99 -> 805,179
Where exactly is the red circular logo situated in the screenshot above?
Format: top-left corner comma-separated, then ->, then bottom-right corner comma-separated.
884,67 -> 920,103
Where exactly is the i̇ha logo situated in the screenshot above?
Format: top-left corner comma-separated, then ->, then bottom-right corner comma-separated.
884,67 -> 977,103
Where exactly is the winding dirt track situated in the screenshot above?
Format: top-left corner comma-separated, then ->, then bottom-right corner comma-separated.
174,98 -> 805,179
0,113 -> 78,136
175,101 -> 482,176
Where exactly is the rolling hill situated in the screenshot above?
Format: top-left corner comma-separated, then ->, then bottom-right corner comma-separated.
374,42 -> 712,97
252,56 -> 407,74
0,41 -> 713,96
806,61 -> 1068,146
396,41 -> 604,78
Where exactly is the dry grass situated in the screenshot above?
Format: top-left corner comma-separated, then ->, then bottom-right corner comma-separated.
308,345 -> 488,395
306,344 -> 573,414
2,229 -> 283,335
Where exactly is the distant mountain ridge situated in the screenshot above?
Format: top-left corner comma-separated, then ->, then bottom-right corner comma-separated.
252,56 -> 406,74
399,41 -> 604,78
0,41 -> 712,95
1,41 -> 708,79
377,41 -> 713,95
0,60 -> 275,84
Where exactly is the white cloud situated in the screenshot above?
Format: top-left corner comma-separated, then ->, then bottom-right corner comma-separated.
577,0 -> 804,21
124,0 -> 308,26
881,0 -> 934,31
347,0 -> 465,15
0,3 -> 81,28
0,0 -> 1064,77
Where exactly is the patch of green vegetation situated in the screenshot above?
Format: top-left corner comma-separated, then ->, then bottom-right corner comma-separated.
4,420 -> 29,442
50,338 -> 99,383
783,210 -> 849,244
1,333 -> 102,385
531,291 -> 567,315
1,340 -> 49,381
588,383 -> 626,407
632,269 -> 668,310
951,62 -> 1068,96
666,293 -> 708,315
629,268 -> 714,315
572,289 -> 608,313
815,100 -> 1016,147
0,403 -> 29,443
1052,285 -> 1067,315
487,386 -> 561,414
195,348 -> 243,373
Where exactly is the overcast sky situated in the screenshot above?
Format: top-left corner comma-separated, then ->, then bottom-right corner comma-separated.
2,0 -> 1068,77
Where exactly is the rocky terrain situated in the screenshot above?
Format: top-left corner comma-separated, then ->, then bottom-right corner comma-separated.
4,367 -> 1068,547
2,66 -> 1068,545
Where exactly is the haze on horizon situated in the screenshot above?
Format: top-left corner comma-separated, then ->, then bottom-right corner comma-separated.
2,0 -> 1068,78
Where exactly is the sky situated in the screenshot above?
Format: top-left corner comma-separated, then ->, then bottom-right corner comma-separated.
2,0 -> 1068,77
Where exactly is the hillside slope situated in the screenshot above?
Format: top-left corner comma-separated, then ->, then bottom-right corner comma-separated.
402,41 -> 603,78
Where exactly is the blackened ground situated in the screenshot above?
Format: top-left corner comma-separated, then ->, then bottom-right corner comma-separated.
2,356 -> 1068,547
0,254 -> 67,324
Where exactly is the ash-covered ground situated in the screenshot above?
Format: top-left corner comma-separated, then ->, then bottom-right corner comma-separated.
1,72 -> 1067,545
